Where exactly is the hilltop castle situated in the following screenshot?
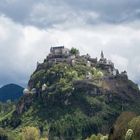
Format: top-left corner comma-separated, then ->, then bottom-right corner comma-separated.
45,46 -> 120,76
23,46 -> 128,95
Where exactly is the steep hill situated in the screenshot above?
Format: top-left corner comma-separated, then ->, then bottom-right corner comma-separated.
0,84 -> 23,102
1,47 -> 140,140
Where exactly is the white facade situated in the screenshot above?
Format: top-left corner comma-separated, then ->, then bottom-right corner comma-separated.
23,88 -> 30,95
42,84 -> 47,91
31,88 -> 37,94
86,72 -> 92,79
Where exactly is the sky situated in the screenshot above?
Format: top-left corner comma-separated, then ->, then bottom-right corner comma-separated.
0,0 -> 140,87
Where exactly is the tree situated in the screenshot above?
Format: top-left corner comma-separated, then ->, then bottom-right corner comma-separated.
0,128 -> 8,140
108,112 -> 136,140
128,116 -> 140,140
96,71 -> 103,78
86,134 -> 108,140
22,126 -> 40,140
70,48 -> 79,56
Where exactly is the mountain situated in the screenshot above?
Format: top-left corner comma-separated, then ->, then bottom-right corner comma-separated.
1,46 -> 140,140
0,84 -> 23,102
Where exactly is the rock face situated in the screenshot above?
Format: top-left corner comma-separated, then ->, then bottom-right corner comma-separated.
16,94 -> 33,115
4,47 -> 140,139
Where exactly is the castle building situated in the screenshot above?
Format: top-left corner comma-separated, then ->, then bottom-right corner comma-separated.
121,71 -> 128,78
47,46 -> 75,64
99,51 -> 107,64
98,51 -> 115,74
23,88 -> 30,95
48,46 -> 70,59
101,51 -> 104,59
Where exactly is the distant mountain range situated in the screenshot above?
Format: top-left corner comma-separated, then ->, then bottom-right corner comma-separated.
0,84 -> 23,102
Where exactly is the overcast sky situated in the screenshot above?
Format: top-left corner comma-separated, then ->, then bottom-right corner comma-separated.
0,0 -> 140,87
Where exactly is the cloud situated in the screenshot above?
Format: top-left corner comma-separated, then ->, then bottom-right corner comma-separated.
110,55 -> 129,72
29,3 -> 100,28
0,15 -> 50,86
0,0 -> 140,28
0,15 -> 140,87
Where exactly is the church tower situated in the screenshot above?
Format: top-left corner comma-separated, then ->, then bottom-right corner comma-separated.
101,51 -> 104,59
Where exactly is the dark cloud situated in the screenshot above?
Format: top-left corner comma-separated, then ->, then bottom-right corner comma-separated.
0,0 -> 140,28
0,0 -> 37,23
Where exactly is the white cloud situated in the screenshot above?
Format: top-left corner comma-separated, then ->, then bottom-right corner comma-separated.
110,55 -> 128,72
0,15 -> 140,87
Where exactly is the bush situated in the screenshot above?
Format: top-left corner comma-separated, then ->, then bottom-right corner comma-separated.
70,48 -> 79,55
88,134 -> 97,140
86,134 -> 108,140
21,126 -> 40,140
96,71 -> 103,78
101,135 -> 108,140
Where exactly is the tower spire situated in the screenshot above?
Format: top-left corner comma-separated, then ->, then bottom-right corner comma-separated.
101,51 -> 104,59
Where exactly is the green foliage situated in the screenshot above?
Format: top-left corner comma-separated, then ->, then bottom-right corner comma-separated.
40,138 -> 48,140
86,134 -> 108,140
70,47 -> 79,55
88,134 -> 97,140
128,116 -> 140,140
96,71 -> 104,78
109,112 -> 136,140
91,70 -> 104,79
109,115 -> 140,140
0,128 -> 8,140
0,101 -> 15,124
101,136 -> 108,140
86,97 -> 102,112
21,126 -> 40,140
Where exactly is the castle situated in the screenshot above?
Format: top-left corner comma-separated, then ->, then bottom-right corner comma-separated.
23,46 -> 127,95
48,46 -> 70,59
46,46 -> 76,64
44,46 -> 119,75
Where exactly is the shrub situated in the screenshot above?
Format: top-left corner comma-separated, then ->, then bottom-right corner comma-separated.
100,135 -> 108,140
21,126 -> 40,140
96,71 -> 103,78
88,134 -> 97,140
70,48 -> 79,55
86,134 -> 108,140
